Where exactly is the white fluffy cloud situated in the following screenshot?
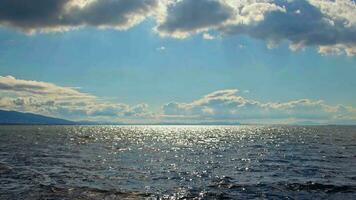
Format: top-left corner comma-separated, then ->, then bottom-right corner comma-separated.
1,76 -> 355,124
0,75 -> 150,121
162,89 -> 356,124
0,75 -> 92,98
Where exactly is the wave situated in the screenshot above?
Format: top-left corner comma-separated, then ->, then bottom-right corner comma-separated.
208,177 -> 356,194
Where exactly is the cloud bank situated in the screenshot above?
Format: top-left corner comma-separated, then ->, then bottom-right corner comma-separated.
1,75 -> 355,124
162,89 -> 356,124
0,75 -> 150,121
0,0 -> 355,55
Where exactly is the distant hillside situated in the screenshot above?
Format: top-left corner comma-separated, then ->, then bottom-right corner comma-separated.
0,109 -> 242,125
0,110 -> 76,125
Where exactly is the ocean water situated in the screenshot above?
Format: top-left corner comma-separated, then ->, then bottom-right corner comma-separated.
0,125 -> 355,199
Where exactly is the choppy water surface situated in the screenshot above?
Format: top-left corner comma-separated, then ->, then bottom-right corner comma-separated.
0,125 -> 355,199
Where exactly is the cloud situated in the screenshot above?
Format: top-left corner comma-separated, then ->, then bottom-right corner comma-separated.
223,0 -> 356,56
202,33 -> 215,40
1,76 -> 355,124
155,0 -> 233,38
155,0 -> 356,56
123,103 -> 149,117
0,0 -> 159,33
0,75 -> 92,98
0,75 -> 150,121
162,89 -> 356,124
156,46 -> 166,51
0,0 -> 355,55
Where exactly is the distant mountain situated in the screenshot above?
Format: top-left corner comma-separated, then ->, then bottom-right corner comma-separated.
0,110 -> 76,125
123,121 -> 242,126
0,109 -> 242,125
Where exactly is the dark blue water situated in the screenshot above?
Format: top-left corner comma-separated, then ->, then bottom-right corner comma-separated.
0,125 -> 355,199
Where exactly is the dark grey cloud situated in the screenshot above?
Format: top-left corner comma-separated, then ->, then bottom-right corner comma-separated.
65,0 -> 159,27
0,0 -> 159,32
155,0 -> 356,55
156,0 -> 233,37
0,0 -> 67,26
0,0 -> 69,31
0,0 -> 355,55
222,0 -> 356,52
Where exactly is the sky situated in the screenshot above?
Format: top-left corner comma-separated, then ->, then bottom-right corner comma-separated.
0,0 -> 356,124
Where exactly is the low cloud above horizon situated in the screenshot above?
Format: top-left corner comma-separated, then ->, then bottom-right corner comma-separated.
0,0 -> 355,56
162,89 -> 356,124
0,75 -> 355,125
0,75 -> 152,122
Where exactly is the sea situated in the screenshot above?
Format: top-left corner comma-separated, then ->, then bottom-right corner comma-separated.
0,125 -> 355,199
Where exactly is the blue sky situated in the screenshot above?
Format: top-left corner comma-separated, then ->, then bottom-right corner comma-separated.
0,0 -> 356,124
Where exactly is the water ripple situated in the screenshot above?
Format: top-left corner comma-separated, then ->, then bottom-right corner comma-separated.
0,125 -> 355,199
